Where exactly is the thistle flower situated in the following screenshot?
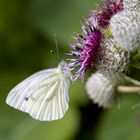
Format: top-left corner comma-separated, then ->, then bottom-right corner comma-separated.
86,72 -> 116,108
110,9 -> 140,52
96,38 -> 130,81
90,0 -> 123,28
67,18 -> 102,80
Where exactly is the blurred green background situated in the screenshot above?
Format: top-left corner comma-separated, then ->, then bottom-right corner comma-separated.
0,0 -> 140,140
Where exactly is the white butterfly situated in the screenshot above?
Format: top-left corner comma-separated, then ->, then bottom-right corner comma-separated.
6,61 -> 72,121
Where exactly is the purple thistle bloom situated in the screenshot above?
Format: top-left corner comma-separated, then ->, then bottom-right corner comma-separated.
67,18 -> 102,80
90,0 -> 124,28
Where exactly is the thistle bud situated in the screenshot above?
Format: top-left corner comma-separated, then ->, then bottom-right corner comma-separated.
86,72 -> 116,108
123,0 -> 140,10
110,4 -> 140,52
96,38 -> 129,81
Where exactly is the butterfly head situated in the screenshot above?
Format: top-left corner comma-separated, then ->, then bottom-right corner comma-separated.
58,60 -> 73,81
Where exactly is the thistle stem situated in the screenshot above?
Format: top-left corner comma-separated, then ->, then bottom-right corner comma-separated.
117,86 -> 140,93
125,76 -> 140,86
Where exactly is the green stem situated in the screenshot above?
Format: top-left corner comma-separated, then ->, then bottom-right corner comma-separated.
125,76 -> 140,86
130,60 -> 140,70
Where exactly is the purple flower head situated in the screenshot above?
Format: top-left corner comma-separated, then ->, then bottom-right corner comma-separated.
67,18 -> 102,80
90,0 -> 124,28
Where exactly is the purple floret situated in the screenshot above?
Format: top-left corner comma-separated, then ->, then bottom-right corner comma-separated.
67,18 -> 102,80
90,0 -> 124,28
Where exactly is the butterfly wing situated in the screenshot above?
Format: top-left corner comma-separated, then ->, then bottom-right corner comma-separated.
6,68 -> 70,121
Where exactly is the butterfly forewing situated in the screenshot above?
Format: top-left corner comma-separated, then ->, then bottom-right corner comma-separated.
6,62 -> 71,121
6,69 -> 56,112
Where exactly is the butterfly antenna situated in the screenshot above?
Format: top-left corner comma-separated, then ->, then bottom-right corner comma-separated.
53,33 -> 60,62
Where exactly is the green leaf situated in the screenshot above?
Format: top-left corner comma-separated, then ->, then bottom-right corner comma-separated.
96,94 -> 140,140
